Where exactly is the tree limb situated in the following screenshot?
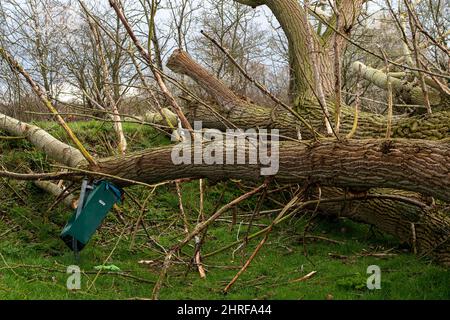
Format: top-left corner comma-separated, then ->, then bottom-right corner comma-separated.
0,112 -> 85,167
352,61 -> 445,107
167,49 -> 241,111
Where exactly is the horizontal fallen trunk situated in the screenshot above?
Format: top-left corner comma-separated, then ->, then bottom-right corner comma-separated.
94,139 -> 450,203
3,111 -> 448,205
167,50 -> 241,112
91,139 -> 450,264
2,110 -> 450,264
318,188 -> 450,265
176,100 -> 450,140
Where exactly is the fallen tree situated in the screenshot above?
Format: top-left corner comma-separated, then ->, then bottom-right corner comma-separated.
1,110 -> 450,263
0,0 -> 449,271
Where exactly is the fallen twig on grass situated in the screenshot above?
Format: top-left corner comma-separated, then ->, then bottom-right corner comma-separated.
299,235 -> 344,245
222,187 -> 303,294
223,232 -> 270,294
328,253 -> 349,260
328,250 -> 398,261
290,271 -> 317,283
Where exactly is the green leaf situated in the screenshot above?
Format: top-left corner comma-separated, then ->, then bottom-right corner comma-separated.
94,264 -> 121,272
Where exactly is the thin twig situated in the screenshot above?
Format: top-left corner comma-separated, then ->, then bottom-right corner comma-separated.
290,270 -> 317,283
380,49 -> 393,139
175,181 -> 189,234
223,232 -> 270,294
194,179 -> 206,278
109,0 -> 193,134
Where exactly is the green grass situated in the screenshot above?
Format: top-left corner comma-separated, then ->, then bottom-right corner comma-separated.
0,121 -> 449,300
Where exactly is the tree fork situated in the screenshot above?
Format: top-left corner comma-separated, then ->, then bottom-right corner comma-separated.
235,0 -> 332,102
163,50 -> 449,141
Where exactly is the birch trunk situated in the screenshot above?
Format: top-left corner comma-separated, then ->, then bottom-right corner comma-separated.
352,62 -> 445,107
0,112 -> 85,167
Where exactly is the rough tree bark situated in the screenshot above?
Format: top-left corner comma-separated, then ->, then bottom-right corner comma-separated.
75,137 -> 450,265
235,0 -> 367,105
90,139 -> 450,203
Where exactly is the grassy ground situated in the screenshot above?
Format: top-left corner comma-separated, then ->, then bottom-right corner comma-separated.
0,121 -> 449,300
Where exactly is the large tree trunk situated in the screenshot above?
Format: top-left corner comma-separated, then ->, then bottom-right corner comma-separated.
235,0 -> 366,104
176,99 -> 450,140
93,139 -> 450,202
91,139 -> 450,263
318,188 -> 450,265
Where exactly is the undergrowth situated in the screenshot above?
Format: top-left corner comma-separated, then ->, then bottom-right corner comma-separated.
0,121 -> 448,300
